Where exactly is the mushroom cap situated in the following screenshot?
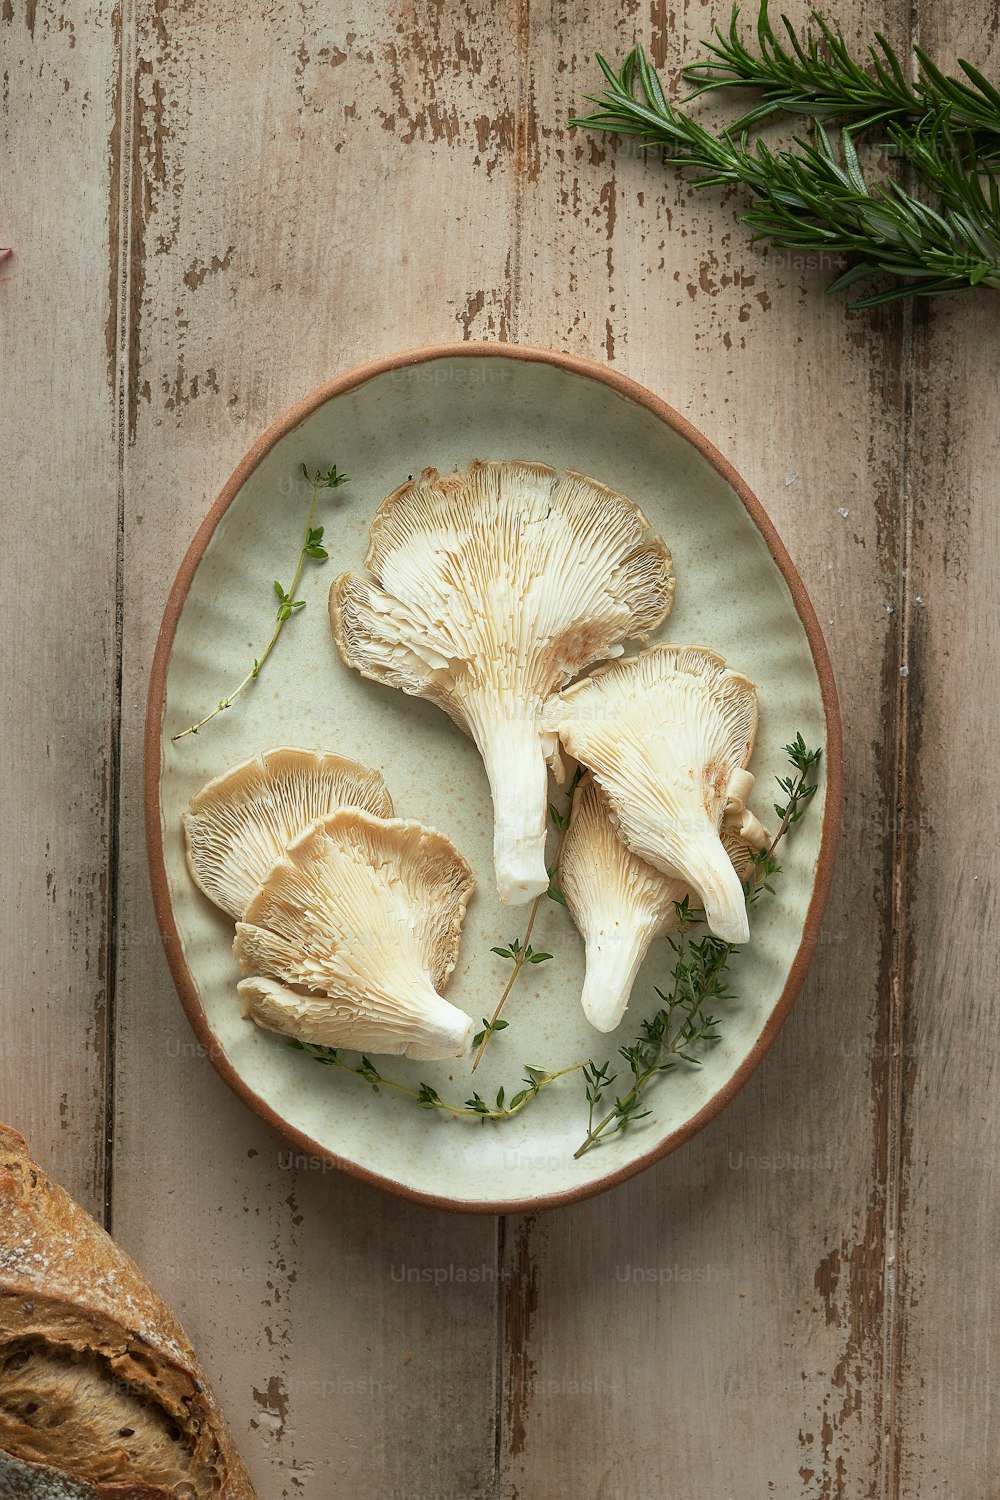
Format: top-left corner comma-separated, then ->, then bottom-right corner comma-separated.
234,808 -> 475,1060
183,747 -> 393,920
331,460 -> 675,713
330,460 -> 674,903
543,645 -> 759,945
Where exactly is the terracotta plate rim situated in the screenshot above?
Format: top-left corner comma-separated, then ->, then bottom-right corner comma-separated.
144,340 -> 843,1216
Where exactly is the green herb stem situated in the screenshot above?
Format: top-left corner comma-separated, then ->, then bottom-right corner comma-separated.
173,464 -> 347,741
574,926 -> 732,1158
471,763 -> 585,1071
289,1041 -> 586,1122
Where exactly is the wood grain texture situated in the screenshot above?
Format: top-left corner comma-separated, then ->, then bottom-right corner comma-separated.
5,0 -> 996,1495
893,10 -> 1000,1495
109,2 -> 524,1493
501,4 -> 910,1497
0,1 -> 120,1216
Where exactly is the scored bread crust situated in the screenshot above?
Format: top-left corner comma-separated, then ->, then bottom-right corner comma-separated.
0,1124 -> 255,1498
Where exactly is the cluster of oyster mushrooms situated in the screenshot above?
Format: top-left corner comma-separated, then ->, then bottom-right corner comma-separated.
184,459 -> 771,1062
184,749 -> 477,1060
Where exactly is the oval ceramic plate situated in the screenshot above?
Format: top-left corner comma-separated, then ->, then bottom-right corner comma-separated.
146,343 -> 841,1213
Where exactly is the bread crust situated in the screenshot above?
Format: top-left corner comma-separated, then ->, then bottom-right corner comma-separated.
0,1125 -> 255,1498
0,1448 -> 181,1498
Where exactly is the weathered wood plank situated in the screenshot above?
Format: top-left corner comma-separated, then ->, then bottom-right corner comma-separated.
894,11 -> 1000,1494
110,2 -> 525,1494
0,1 -> 121,1217
501,4 -> 909,1495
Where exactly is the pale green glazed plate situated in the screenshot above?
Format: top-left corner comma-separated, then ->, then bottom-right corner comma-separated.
146,344 -> 841,1213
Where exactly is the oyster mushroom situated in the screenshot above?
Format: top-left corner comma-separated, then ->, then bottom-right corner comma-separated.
183,746 -> 393,920
543,645 -> 759,945
235,808 -> 475,1060
560,774 -> 768,1032
330,460 -> 674,905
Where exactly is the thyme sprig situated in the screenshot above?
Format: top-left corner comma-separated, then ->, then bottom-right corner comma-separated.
288,1040 -> 585,1122
571,6 -> 1000,307
173,463 -> 348,741
576,920 -> 732,1157
471,763 -> 585,1070
574,736 -> 822,1157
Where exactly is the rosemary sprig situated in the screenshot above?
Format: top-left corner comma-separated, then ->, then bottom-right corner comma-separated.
683,1 -> 1000,141
571,9 -> 1000,308
471,763 -> 585,1070
173,463 -> 348,741
288,1040 -> 586,1122
730,120 -> 1000,305
574,736 -> 822,1157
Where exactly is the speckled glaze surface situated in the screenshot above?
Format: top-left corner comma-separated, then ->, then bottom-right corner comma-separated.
146,344 -> 841,1213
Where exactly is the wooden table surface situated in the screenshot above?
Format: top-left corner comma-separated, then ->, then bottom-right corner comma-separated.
3,2 -> 997,1495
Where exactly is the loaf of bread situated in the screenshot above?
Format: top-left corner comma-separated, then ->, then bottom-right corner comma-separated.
0,1124 -> 256,1498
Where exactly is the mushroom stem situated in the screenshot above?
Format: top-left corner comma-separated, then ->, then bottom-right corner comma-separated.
405,982 -> 476,1060
677,830 -> 750,946
239,975 -> 474,1061
580,923 -> 658,1033
474,710 -> 550,905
